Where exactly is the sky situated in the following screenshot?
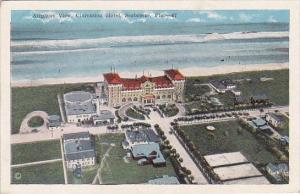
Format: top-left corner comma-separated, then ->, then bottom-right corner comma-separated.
12,10 -> 289,25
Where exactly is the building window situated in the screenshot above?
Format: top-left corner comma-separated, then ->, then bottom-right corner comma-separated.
128,98 -> 132,102
162,95 -> 166,99
156,96 -> 160,99
133,97 -> 138,101
122,98 -> 126,102
168,95 -> 171,98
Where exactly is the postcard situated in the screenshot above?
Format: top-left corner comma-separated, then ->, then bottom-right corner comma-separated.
1,1 -> 300,194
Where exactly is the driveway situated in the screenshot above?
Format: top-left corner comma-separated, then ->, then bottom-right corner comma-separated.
149,111 -> 208,184
19,111 -> 49,134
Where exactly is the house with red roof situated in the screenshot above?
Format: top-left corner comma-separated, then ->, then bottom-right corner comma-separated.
102,69 -> 185,107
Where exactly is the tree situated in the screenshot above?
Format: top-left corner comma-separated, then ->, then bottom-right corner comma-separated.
164,140 -> 170,145
186,169 -> 192,175
178,158 -> 183,163
189,175 -> 194,181
171,148 -> 177,154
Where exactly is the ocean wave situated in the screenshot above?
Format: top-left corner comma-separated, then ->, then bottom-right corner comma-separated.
11,31 -> 289,53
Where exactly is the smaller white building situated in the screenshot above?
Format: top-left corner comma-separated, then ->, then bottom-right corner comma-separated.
63,91 -> 98,123
63,132 -> 96,169
266,113 -> 283,128
47,115 -> 61,130
209,79 -> 237,93
92,110 -> 115,126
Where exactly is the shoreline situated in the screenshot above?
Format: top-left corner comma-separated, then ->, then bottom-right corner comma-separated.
11,63 -> 289,88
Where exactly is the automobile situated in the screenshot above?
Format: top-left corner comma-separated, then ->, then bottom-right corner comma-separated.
169,131 -> 173,135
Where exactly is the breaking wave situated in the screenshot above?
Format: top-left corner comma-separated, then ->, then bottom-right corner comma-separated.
12,31 -> 289,53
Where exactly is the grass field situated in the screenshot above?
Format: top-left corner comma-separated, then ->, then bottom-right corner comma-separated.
11,83 -> 95,134
95,134 -> 176,184
180,120 -> 279,164
27,116 -> 44,128
67,165 -> 99,184
126,108 -> 145,120
184,82 -> 211,102
11,140 -> 61,165
11,161 -> 65,184
159,104 -> 179,117
184,69 -> 289,107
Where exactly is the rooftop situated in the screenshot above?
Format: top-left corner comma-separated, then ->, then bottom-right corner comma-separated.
103,69 -> 184,90
64,138 -> 95,161
210,79 -> 235,90
64,95 -> 96,116
126,129 -> 160,144
131,143 -> 166,164
148,176 -> 180,184
204,152 -> 248,167
164,69 -> 185,81
251,94 -> 268,100
93,110 -> 115,120
63,131 -> 90,141
64,91 -> 93,103
213,163 -> 264,181
252,117 -> 267,127
267,112 -> 284,122
48,115 -> 60,122
103,73 -> 122,85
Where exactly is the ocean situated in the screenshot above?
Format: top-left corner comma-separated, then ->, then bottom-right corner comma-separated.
11,22 -> 289,81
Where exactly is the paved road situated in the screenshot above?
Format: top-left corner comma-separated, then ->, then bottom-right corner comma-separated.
11,158 -> 62,168
149,111 -> 208,184
11,123 -> 123,144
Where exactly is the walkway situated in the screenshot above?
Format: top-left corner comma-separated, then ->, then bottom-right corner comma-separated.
57,94 -> 66,123
11,158 -> 62,168
92,146 -> 113,184
60,137 -> 68,184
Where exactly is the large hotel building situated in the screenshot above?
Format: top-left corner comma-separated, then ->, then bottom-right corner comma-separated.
102,69 -> 185,107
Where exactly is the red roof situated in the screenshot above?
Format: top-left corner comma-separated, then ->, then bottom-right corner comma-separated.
103,73 -> 122,84
164,69 -> 185,81
104,73 -> 174,90
151,76 -> 174,88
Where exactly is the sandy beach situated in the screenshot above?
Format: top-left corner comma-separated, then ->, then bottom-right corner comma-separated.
11,62 -> 289,88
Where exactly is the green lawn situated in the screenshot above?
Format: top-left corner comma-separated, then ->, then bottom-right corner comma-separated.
159,104 -> 179,117
126,108 -> 145,120
95,134 -> 176,184
211,92 -> 235,108
184,81 -> 211,101
67,165 -> 99,184
11,161 -> 65,184
180,120 -> 279,164
11,83 -> 95,134
11,140 -> 61,165
27,116 -> 44,128
185,69 -> 289,107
